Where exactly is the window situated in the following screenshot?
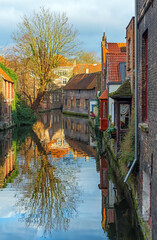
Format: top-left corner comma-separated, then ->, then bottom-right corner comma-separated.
11,84 -> 13,99
103,101 -> 107,118
5,81 -> 7,98
71,100 -> 74,108
76,99 -> 80,108
65,98 -> 67,106
142,31 -> 148,123
120,104 -> 130,130
8,82 -> 10,99
128,39 -> 131,69
62,79 -> 67,84
85,99 -> 88,109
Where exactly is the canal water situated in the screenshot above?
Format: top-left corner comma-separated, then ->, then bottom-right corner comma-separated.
0,110 -> 143,240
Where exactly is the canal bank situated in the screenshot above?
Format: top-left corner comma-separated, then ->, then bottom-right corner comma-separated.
89,120 -> 152,240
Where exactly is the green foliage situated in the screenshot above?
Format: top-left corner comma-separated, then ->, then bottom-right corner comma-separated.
106,125 -> 116,133
2,169 -> 19,188
95,95 -> 100,127
0,62 -> 18,83
118,111 -> 135,166
62,110 -> 88,118
12,94 -> 37,126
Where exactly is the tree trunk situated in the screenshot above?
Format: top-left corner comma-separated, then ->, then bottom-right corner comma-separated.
31,91 -> 46,111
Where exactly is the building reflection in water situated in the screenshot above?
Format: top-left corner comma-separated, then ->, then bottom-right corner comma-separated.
0,130 -> 15,188
36,110 -> 96,161
98,156 -> 116,233
12,111 -> 97,236
98,155 -> 143,239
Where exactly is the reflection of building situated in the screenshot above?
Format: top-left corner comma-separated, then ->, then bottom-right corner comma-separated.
46,129 -> 71,159
0,130 -> 15,188
0,67 -> 14,129
63,116 -> 89,142
99,156 -> 142,239
99,156 -> 116,231
63,115 -> 96,160
34,111 -> 96,161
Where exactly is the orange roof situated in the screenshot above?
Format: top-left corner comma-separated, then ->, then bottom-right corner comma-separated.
57,55 -> 73,67
0,68 -> 14,83
102,41 -> 126,66
99,89 -> 108,100
106,53 -> 126,83
73,63 -> 101,75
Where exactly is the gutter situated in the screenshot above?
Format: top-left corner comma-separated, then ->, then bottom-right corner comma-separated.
124,0 -> 138,183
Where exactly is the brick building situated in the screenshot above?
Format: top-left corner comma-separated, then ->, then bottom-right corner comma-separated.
99,49 -> 126,131
63,72 -> 101,116
126,17 -> 135,106
107,17 -> 135,152
101,33 -> 126,91
0,68 -> 14,129
137,0 -> 157,235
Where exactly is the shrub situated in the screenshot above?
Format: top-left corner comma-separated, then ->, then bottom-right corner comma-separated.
118,111 -> 135,166
12,94 -> 37,126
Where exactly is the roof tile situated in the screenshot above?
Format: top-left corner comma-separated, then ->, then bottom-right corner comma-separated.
0,68 -> 14,83
106,53 -> 126,83
64,72 -> 101,90
73,63 -> 101,75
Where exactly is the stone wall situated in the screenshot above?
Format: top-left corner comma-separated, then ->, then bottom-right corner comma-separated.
63,89 -> 96,115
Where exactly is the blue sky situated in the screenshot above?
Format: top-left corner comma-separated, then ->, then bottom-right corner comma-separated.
0,0 -> 134,57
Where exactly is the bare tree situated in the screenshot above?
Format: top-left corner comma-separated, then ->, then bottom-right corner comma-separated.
12,7 -> 79,110
75,50 -> 100,64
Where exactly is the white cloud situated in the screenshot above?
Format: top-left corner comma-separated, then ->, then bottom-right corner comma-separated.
0,0 -> 134,54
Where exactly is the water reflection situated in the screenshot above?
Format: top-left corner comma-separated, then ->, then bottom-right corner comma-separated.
0,110 -> 144,239
0,130 -> 16,188
99,156 -> 144,239
14,126 -> 81,236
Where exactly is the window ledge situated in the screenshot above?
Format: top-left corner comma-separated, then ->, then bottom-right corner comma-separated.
138,123 -> 149,133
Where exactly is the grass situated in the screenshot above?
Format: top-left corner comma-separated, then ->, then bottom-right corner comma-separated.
62,110 -> 88,118
118,111 -> 135,176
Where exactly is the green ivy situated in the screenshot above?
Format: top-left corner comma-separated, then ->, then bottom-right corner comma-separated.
12,95 -> 37,126
0,62 -> 18,82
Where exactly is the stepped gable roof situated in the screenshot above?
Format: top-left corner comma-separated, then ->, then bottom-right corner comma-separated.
64,71 -> 101,90
0,68 -> 14,83
109,79 -> 131,99
106,52 -> 126,83
73,63 -> 101,75
99,89 -> 108,100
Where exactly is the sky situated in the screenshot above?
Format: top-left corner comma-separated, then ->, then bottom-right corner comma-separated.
0,0 -> 134,57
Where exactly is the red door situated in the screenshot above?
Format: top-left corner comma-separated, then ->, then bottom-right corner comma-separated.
100,99 -> 108,131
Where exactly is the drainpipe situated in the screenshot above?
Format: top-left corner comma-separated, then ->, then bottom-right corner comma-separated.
124,0 -> 138,183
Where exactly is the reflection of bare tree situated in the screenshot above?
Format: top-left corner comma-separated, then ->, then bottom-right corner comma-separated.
16,129 -> 81,237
